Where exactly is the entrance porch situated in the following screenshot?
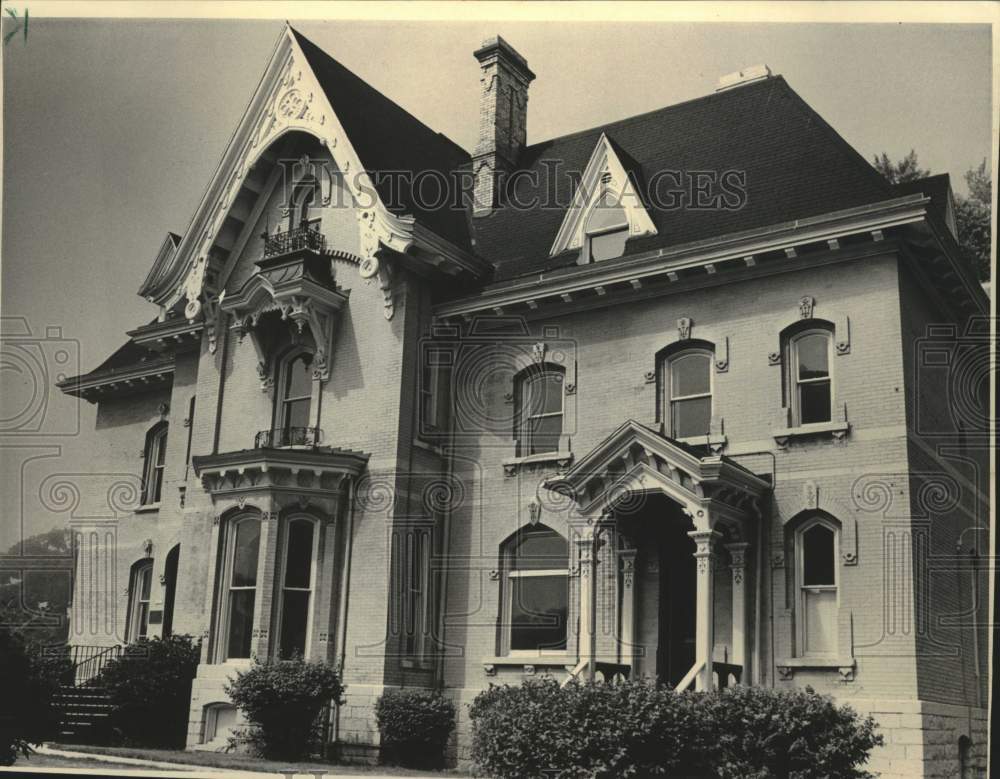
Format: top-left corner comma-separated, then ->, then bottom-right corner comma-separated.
547,420 -> 769,691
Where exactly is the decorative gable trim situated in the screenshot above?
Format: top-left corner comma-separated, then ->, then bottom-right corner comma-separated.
548,133 -> 657,258
137,233 -> 183,307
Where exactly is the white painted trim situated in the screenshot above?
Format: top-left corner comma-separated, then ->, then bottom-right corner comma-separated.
549,133 -> 657,258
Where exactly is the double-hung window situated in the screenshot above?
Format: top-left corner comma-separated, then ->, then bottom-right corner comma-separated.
275,351 -> 314,445
126,560 -> 153,642
221,516 -> 261,660
796,518 -> 839,657
501,526 -> 569,654
789,329 -> 833,425
664,350 -> 712,439
515,366 -> 565,456
277,517 -> 317,658
141,423 -> 168,505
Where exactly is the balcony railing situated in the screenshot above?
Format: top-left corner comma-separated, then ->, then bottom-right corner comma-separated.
255,426 -> 323,449
263,224 -> 326,258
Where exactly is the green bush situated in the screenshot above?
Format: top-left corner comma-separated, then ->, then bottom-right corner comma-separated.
469,678 -> 882,779
96,635 -> 200,748
701,684 -> 883,779
375,688 -> 455,768
0,631 -> 70,765
224,655 -> 343,761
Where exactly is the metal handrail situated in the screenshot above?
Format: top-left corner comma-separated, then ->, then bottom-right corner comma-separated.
69,644 -> 122,685
254,426 -> 323,449
263,225 -> 326,258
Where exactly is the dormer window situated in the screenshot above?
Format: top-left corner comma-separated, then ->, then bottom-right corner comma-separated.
585,190 -> 629,262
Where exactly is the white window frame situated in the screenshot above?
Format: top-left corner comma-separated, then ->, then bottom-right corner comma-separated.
516,366 -> 565,457
789,328 -> 834,427
795,516 -> 840,658
216,515 -> 261,663
583,188 -> 630,263
126,560 -> 154,643
141,423 -> 168,506
273,349 -> 317,444
501,527 -> 570,657
420,348 -> 452,436
274,515 -> 320,660
663,349 -> 713,440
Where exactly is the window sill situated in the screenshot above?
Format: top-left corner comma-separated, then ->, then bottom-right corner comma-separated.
482,654 -> 576,676
412,438 -> 446,456
776,656 -> 856,681
772,421 -> 849,447
676,434 -> 727,453
134,503 -> 161,514
400,658 -> 435,671
503,452 -> 573,477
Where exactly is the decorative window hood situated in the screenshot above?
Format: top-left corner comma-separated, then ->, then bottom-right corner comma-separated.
221,246 -> 349,383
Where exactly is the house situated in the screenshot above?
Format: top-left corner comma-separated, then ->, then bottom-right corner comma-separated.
57,25 -> 990,776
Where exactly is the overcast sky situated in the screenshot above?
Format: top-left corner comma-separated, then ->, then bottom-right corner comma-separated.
0,17 -> 993,548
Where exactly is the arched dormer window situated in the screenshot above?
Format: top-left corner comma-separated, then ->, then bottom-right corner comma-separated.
141,422 -> 168,506
125,559 -> 154,643
786,326 -> 834,426
498,524 -> 569,654
273,349 -> 315,446
584,189 -> 629,262
794,514 -> 840,657
514,363 -> 565,457
657,343 -> 714,440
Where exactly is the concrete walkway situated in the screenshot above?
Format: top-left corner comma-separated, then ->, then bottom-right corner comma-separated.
30,745 -> 467,779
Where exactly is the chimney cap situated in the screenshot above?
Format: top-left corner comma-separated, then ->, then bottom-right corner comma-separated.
716,64 -> 773,92
474,35 -> 535,82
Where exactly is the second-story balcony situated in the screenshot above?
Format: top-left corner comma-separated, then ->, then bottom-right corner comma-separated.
263,224 -> 326,259
254,426 -> 323,449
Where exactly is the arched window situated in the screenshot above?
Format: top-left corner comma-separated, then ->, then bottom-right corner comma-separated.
584,189 -> 629,262
161,544 -> 180,638
499,525 -> 569,654
220,515 -> 261,660
274,350 -> 314,446
276,516 -> 318,659
796,516 -> 839,657
514,364 -> 565,457
141,422 -> 168,506
126,559 -> 154,643
661,349 -> 713,439
289,177 -> 319,230
788,328 -> 833,426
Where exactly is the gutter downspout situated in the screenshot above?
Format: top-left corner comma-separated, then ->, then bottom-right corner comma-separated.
333,477 -> 357,747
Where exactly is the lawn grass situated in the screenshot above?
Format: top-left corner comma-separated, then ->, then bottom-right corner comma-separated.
13,751 -> 184,771
45,743 -> 464,776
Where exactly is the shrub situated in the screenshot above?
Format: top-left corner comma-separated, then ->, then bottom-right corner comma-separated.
702,684 -> 883,779
469,677 -> 712,778
97,634 -> 200,748
224,655 -> 343,761
469,678 -> 882,779
375,688 -> 455,768
0,631 -> 69,765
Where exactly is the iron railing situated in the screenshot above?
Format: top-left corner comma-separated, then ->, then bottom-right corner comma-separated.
255,426 -> 323,449
263,225 -> 326,258
62,644 -> 122,685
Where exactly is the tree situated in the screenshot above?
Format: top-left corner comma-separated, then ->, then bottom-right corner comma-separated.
872,149 -> 929,184
1,528 -> 73,648
873,151 -> 992,282
955,159 -> 992,281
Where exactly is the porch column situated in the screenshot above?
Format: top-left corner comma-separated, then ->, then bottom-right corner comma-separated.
617,548 -> 638,669
726,542 -> 750,684
576,534 -> 599,680
688,529 -> 720,691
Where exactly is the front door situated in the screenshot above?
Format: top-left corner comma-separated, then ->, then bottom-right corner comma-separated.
656,528 -> 696,686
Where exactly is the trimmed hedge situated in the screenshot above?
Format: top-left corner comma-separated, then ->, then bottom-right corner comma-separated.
225,655 -> 343,761
375,689 -> 455,768
469,677 -> 882,779
97,635 -> 200,749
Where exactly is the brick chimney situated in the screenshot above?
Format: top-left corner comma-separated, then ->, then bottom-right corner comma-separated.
472,36 -> 535,216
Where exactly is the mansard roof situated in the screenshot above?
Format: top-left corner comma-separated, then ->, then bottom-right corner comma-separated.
290,29 -> 473,251
473,75 -> 896,282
